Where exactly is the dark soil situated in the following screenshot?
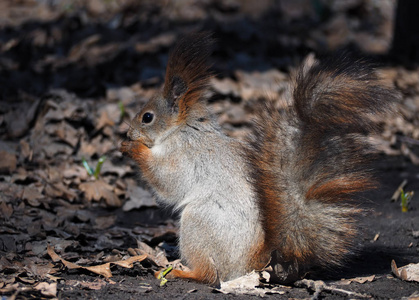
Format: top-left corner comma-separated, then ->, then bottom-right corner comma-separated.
1,1 -> 418,299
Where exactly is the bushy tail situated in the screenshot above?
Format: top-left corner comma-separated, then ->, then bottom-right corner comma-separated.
247,54 -> 398,277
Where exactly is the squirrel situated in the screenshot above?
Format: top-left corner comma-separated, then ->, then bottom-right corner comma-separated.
120,32 -> 397,284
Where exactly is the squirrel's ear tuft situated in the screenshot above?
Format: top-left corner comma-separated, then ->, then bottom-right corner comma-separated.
163,32 -> 214,111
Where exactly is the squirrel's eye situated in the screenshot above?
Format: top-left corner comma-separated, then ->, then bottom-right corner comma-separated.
142,112 -> 154,124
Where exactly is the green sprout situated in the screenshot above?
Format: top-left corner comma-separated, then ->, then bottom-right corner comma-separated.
82,156 -> 106,180
157,265 -> 173,287
118,101 -> 125,121
400,189 -> 414,212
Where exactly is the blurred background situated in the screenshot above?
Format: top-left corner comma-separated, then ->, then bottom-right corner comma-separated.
0,0 -> 404,99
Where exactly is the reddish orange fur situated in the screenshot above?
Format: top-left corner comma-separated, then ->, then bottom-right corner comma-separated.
121,141 -> 150,168
260,172 -> 284,248
162,32 -> 213,124
252,121 -> 286,253
247,235 -> 271,272
155,259 -> 217,283
177,89 -> 208,122
155,269 -> 214,283
120,141 -> 159,188
306,176 -> 376,202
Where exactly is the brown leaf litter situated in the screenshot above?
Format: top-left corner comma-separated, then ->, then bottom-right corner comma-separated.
47,245 -> 147,279
392,260 -> 419,283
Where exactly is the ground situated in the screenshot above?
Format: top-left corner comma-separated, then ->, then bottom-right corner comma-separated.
0,0 -> 419,299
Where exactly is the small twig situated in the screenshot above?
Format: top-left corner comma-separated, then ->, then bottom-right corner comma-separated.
295,279 -> 372,299
391,179 -> 408,202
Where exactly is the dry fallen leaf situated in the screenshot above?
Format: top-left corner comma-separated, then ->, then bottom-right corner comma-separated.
0,283 -> 19,293
22,257 -> 54,278
48,244 -> 112,278
82,263 -> 112,278
47,245 -> 146,278
17,276 -> 35,284
217,271 -> 285,297
339,275 -> 375,285
112,255 -> 148,268
45,121 -> 80,147
135,241 -> 169,267
96,110 -> 115,130
234,69 -> 287,102
79,180 -> 121,207
211,77 -> 240,97
19,139 -> 32,161
22,185 -> 44,206
0,150 -> 17,174
63,165 -> 89,180
34,282 -> 57,297
44,181 -> 77,202
0,201 -> 13,219
94,215 -> 117,229
392,260 -> 419,282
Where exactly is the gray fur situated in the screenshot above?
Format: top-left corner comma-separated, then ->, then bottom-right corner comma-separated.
149,115 -> 263,281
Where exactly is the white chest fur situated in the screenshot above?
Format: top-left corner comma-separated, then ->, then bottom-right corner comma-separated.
151,143 -> 167,156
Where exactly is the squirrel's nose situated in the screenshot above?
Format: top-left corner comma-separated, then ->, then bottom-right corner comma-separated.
127,128 -> 140,141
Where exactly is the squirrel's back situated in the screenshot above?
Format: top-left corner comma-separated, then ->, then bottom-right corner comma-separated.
247,54 -> 397,281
